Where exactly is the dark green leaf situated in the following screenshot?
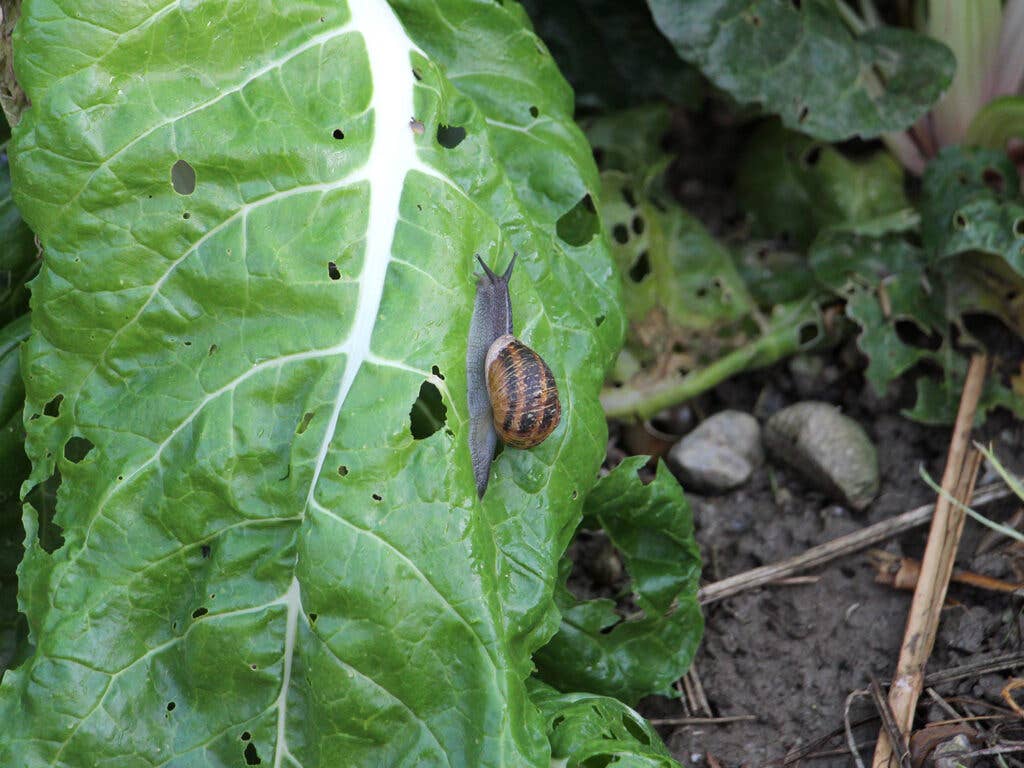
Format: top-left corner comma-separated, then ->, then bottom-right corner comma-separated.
920,146 -> 1022,258
0,314 -> 30,676
535,458 -> 702,704
521,0 -> 703,111
0,149 -> 37,326
647,0 -> 955,141
528,678 -> 681,768
737,122 -> 910,248
811,232 -> 943,395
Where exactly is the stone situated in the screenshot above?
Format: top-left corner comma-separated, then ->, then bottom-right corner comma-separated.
764,401 -> 879,510
669,410 -> 763,493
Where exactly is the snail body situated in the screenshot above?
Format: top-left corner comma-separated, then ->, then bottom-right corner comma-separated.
467,254 -> 561,496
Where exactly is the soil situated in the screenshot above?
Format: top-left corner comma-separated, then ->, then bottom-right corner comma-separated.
615,361 -> 1024,767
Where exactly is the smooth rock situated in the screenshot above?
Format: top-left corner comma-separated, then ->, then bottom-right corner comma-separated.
668,410 -> 763,493
764,401 -> 878,510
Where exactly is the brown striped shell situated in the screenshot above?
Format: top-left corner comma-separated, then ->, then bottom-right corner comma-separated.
485,334 -> 561,449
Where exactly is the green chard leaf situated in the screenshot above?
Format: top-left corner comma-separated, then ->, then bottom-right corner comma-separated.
737,121 -> 911,249
584,106 -> 757,368
535,457 -> 703,705
528,679 -> 682,768
646,0 -> 955,141
921,147 -> 1024,274
0,2 -> 626,766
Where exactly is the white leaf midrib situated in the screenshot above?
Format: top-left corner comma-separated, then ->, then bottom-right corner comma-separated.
274,3 -> 427,767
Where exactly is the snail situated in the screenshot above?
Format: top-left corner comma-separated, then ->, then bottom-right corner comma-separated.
467,253 -> 561,497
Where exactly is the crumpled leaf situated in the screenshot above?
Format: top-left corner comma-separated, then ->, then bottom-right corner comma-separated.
528,679 -> 681,768
0,2 -> 624,765
585,106 -> 756,368
737,121 -> 911,249
920,146 -> 1022,259
534,457 -> 702,705
646,0 -> 954,141
810,228 -> 1024,424
811,233 -> 943,395
521,0 -> 703,111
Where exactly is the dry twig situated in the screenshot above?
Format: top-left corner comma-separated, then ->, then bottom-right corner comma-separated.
697,480 -> 1012,605
872,353 -> 988,768
869,549 -> 1024,594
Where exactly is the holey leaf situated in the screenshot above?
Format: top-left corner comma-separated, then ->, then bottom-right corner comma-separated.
647,0 -> 955,141
1,2 -> 623,766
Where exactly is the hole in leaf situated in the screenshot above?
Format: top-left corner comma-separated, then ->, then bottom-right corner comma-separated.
954,212 -> 968,229
612,223 -> 629,244
332,129 -> 345,140
1014,218 -> 1024,237
529,105 -> 539,118
250,663 -> 257,670
621,186 -> 636,207
436,124 -> 466,148
166,701 -> 176,711
372,493 -> 382,501
631,215 -> 644,235
296,412 -> 315,435
797,106 -> 809,124
410,381 -> 446,439
982,167 -> 1004,193
63,436 -> 94,464
802,145 -> 821,167
309,612 -> 318,623
556,194 -> 599,246
200,544 -> 211,560
25,470 -> 64,553
43,394 -> 63,418
595,315 -> 605,327
895,320 -> 942,351
628,251 -> 651,282
582,756 -> 612,768
552,714 -> 565,729
328,262 -> 341,280
192,607 -> 208,619
798,322 -> 820,346
241,731 -> 252,741
622,715 -> 650,745
171,160 -> 196,195
182,212 -> 191,220
244,742 -> 262,765
337,465 -> 348,476
431,365 -> 444,380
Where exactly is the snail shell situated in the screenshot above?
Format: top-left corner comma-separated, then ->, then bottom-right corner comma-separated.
467,254 -> 561,497
485,335 -> 560,449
